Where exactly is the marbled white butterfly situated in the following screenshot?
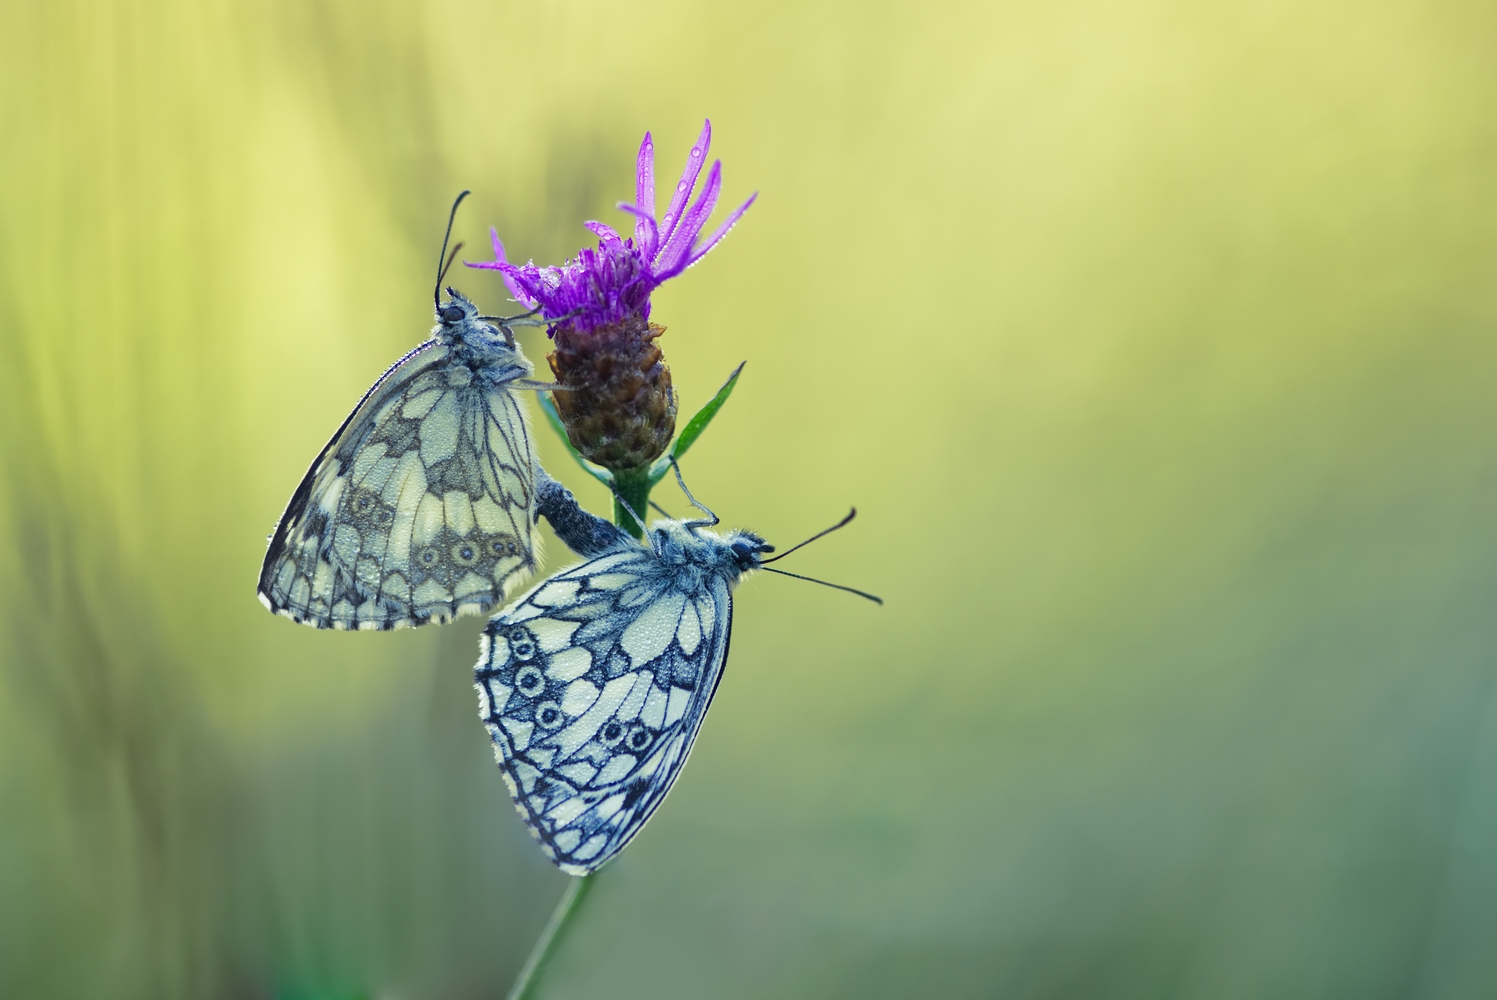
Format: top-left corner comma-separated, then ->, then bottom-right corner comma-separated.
476,467 -> 879,873
258,193 -> 544,629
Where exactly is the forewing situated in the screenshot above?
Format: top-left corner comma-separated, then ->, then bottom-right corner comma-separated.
475,549 -> 733,874
259,344 -> 537,629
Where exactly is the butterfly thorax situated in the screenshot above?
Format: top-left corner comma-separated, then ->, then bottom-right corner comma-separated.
434,290 -> 532,382
646,521 -> 771,589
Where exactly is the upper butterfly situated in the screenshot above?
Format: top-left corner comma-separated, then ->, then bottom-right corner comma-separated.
258,194 -> 542,630
475,470 -> 880,874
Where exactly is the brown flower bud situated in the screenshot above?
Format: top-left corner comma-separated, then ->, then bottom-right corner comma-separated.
547,316 -> 676,472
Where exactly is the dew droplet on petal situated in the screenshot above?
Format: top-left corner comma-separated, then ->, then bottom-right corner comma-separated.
676,181 -> 687,192
691,147 -> 701,158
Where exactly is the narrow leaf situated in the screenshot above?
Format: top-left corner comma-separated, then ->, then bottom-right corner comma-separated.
649,361 -> 745,486
539,393 -> 613,487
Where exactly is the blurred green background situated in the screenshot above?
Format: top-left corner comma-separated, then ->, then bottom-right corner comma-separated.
5,0 -> 1497,997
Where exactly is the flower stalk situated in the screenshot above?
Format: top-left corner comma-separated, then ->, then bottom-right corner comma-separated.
505,872 -> 593,1000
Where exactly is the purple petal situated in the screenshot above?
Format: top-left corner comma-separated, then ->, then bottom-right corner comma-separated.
686,191 -> 757,268
634,132 -> 656,251
655,119 -> 712,261
498,120 -> 755,336
497,265 -> 540,308
463,228 -> 536,306
617,203 -> 659,255
584,220 -> 625,246
655,160 -> 722,278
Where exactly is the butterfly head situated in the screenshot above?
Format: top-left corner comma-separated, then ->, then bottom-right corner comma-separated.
436,288 -> 474,327
435,287 -> 484,329
726,530 -> 773,572
434,288 -> 531,366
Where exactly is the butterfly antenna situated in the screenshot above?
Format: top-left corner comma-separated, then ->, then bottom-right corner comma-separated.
761,508 -> 858,564
670,457 -> 718,528
439,243 -> 465,290
761,566 -> 883,605
435,190 -> 471,307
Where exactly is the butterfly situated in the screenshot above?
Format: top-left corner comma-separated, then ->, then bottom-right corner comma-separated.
475,469 -> 879,874
258,193 -> 544,630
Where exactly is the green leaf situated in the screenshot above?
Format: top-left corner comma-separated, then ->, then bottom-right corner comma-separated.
538,392 -> 613,487
649,361 -> 745,486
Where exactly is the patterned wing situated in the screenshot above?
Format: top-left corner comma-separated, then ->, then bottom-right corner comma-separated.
475,548 -> 733,874
258,343 -> 537,629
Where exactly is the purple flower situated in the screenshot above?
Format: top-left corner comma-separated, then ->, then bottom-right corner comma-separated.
470,120 -> 756,334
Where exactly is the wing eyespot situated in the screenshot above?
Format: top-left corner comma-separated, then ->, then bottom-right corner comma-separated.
508,629 -> 537,660
600,721 -> 626,748
535,702 -> 565,729
417,547 -> 441,567
625,725 -> 654,752
514,665 -> 546,698
452,541 -> 479,566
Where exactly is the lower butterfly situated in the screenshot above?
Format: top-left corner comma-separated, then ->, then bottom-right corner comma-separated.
476,467 -> 880,874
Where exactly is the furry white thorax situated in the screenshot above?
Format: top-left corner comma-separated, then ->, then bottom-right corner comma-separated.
644,519 -> 769,585
434,290 -> 533,380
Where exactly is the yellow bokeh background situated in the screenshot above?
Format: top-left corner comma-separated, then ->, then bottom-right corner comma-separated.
5,1 -> 1497,997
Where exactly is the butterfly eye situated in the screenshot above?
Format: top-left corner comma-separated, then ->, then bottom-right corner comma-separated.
600,721 -> 626,748
451,541 -> 478,566
514,665 -> 545,697
440,304 -> 464,323
535,701 -> 565,730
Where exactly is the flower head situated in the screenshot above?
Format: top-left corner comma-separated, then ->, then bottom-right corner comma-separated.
471,120 -> 756,335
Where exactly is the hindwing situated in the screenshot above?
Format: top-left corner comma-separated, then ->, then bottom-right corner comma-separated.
258,343 -> 537,629
475,547 -> 733,874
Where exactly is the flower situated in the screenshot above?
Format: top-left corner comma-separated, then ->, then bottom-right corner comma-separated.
471,119 -> 756,335
468,121 -> 754,476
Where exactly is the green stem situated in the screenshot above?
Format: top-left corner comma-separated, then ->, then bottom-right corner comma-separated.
505,873 -> 594,1000
611,466 -> 651,538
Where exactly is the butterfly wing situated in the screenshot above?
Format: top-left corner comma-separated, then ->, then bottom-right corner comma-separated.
476,546 -> 733,874
259,342 -> 537,629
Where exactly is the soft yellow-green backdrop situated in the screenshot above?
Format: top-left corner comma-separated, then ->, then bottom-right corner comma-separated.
5,0 -> 1497,997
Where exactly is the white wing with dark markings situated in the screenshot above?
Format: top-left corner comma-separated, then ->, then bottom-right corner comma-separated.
258,292 -> 538,630
476,519 -> 769,874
